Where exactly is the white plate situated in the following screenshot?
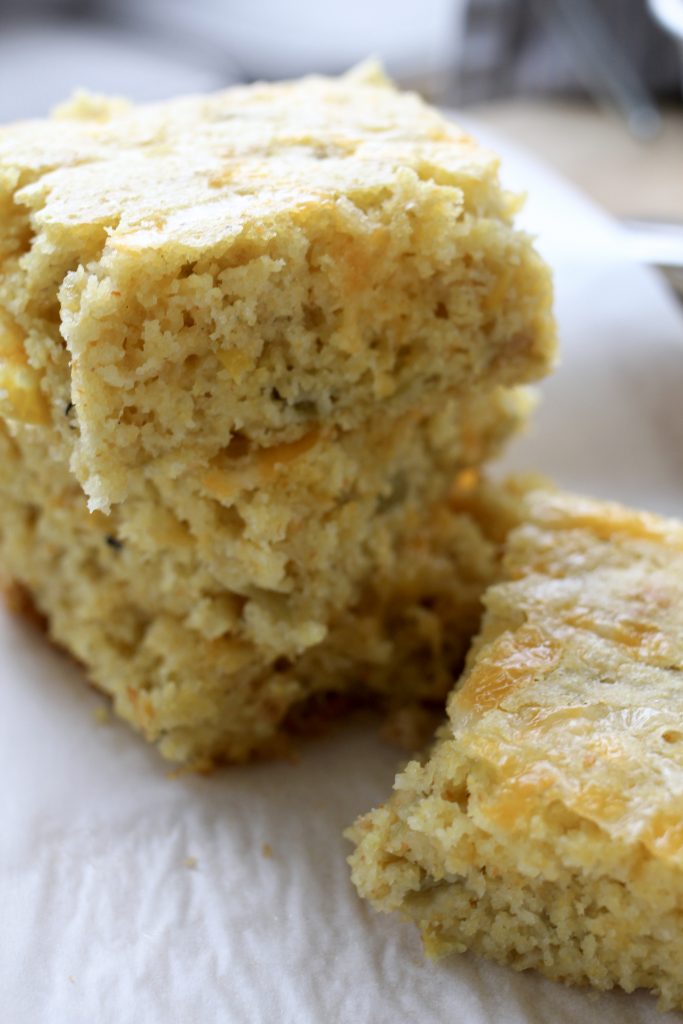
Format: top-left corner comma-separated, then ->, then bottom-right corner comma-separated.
2,122 -> 683,1024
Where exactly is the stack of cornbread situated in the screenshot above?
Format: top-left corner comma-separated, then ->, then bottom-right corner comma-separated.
0,65 -> 554,766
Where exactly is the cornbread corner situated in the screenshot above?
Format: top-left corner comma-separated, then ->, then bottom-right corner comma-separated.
0,66 -> 554,766
348,489 -> 683,1011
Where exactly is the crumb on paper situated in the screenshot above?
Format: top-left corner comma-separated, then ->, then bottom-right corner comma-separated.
68,975 -> 75,984
182,856 -> 198,870
261,843 -> 274,859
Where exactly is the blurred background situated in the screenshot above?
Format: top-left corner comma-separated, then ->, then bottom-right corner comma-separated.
0,0 -> 681,231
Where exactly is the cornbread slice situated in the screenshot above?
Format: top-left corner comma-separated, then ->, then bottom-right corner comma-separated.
348,490 -> 683,1011
0,413 -> 510,764
0,67 -> 554,764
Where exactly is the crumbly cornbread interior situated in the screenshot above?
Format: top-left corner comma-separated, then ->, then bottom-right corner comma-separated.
0,67 -> 555,764
348,490 -> 683,1011
0,416 -> 513,765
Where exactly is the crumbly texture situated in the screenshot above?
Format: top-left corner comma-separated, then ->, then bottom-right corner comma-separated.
348,490 -> 683,1011
0,67 -> 554,765
0,415 -> 508,765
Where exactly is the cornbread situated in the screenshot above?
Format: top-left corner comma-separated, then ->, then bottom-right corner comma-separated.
0,66 -> 554,765
348,490 -> 683,1011
0,415 -> 511,764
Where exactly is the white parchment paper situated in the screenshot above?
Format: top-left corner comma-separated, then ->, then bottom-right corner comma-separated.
2,123 -> 683,1024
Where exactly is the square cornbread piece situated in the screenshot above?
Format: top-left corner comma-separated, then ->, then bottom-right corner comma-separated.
0,66 -> 554,610
0,66 -> 554,764
0,429 -> 512,765
348,490 -> 683,1011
